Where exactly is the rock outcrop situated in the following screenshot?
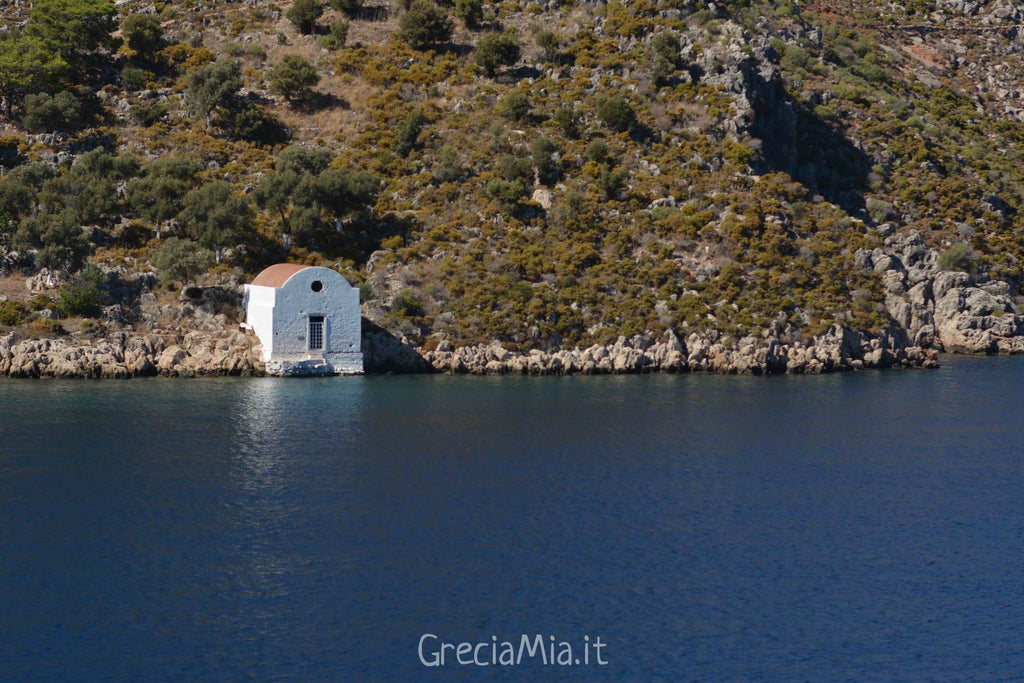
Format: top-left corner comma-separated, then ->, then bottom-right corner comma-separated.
860,229 -> 1024,355
420,325 -> 937,376
0,330 -> 263,379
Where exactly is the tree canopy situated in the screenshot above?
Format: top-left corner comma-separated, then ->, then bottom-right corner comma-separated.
397,1 -> 453,50
185,58 -> 243,129
455,0 -> 483,29
127,158 -> 200,239
0,35 -> 68,117
253,146 -> 377,249
122,14 -> 164,64
27,0 -> 118,67
268,55 -> 320,103
181,180 -> 253,262
13,212 -> 91,273
151,237 -> 215,284
286,0 -> 323,35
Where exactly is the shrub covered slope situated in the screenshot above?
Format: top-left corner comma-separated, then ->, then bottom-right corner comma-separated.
2,0 -> 1024,353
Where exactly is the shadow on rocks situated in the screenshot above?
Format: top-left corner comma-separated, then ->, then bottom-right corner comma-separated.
361,318 -> 432,374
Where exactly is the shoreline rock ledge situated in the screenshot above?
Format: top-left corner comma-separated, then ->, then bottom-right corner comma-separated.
0,331 -> 264,379
0,322 -> 940,379
422,325 -> 939,376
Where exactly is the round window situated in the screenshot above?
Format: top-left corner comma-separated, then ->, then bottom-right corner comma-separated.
311,280 -> 323,292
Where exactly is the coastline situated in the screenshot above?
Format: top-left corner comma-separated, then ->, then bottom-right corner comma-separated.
11,225 -> 1024,379
0,322 -> 945,378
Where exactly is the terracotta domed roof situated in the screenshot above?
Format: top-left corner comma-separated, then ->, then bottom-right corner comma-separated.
250,263 -> 312,288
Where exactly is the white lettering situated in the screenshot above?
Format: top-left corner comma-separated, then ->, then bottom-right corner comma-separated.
557,641 -> 573,665
418,634 -> 439,667
420,633 -> 606,667
518,634 -> 547,664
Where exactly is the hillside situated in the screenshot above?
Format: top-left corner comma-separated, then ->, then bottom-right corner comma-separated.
3,0 -> 1024,371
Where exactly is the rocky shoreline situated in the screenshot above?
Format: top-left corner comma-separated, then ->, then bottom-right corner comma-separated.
0,321 -> 940,379
420,325 -> 939,376
0,330 -> 264,379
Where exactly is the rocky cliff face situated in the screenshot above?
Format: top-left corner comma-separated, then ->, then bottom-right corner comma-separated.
861,229 -> 1024,355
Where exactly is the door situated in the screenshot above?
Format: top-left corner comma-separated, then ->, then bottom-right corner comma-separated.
308,315 -> 324,352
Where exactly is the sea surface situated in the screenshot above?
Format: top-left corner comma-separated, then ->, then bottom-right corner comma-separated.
2,356 -> 1024,681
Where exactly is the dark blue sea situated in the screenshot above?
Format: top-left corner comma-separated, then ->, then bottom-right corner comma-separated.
2,355 -> 1024,681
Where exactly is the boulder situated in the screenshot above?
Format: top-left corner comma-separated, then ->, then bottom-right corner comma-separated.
157,345 -> 188,372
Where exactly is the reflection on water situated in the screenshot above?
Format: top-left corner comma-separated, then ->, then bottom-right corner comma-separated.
2,360 -> 1024,680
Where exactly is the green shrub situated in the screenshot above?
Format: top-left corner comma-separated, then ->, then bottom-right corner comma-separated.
937,242 -> 975,272
57,281 -> 106,318
397,1 -> 452,50
27,293 -> 53,311
226,102 -> 289,144
121,66 -> 148,91
551,107 -> 578,137
455,0 -> 483,29
268,54 -> 320,102
22,91 -> 82,133
498,89 -> 530,121
497,154 -> 532,183
651,31 -> 680,85
391,288 -> 424,317
531,136 -> 558,185
780,45 -> 810,72
548,189 -> 586,229
485,179 -> 525,208
122,13 -> 164,62
393,108 -> 426,156
30,318 -> 64,336
585,138 -> 609,164
595,94 -> 635,132
0,300 -> 24,326
434,145 -> 462,182
598,165 -> 628,199
321,19 -> 349,50
329,0 -> 362,17
475,32 -> 521,76
535,29 -> 558,62
130,99 -> 168,126
151,237 -> 215,283
287,0 -> 323,34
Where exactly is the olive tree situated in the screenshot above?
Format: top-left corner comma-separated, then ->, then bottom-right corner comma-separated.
185,58 -> 242,129
181,180 -> 253,262
268,54 -> 320,103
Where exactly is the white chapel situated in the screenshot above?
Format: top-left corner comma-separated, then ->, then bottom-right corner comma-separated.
243,264 -> 363,376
